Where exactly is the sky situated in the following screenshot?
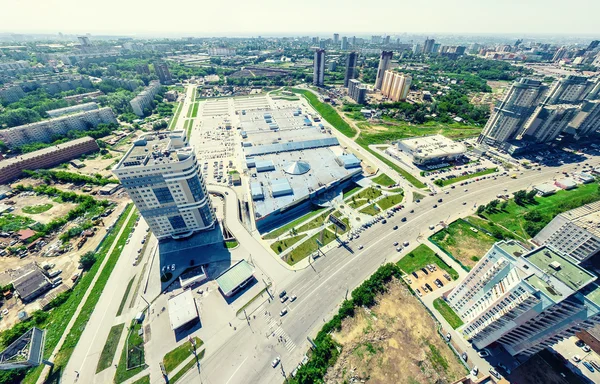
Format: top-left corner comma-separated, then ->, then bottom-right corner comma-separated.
2,0 -> 600,36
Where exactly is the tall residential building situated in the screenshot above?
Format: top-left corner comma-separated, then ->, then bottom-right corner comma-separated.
374,51 -> 393,90
566,100 -> 600,139
333,34 -> 339,45
518,104 -> 579,143
136,63 -> 150,75
423,38 -> 435,54
153,61 -> 173,84
477,78 -> 547,147
447,241 -> 600,357
553,46 -> 568,62
313,49 -> 326,87
348,79 -> 367,104
343,51 -> 358,88
534,201 -> 600,263
381,70 -> 412,102
0,108 -> 117,147
130,81 -> 162,117
544,75 -> 596,105
588,40 -> 600,51
77,36 -> 92,47
341,36 -> 348,50
0,85 -> 26,103
113,131 -> 215,241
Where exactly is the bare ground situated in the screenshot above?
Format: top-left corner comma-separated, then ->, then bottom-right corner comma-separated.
326,279 -> 467,384
12,195 -> 77,224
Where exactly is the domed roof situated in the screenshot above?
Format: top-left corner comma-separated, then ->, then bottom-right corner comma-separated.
284,160 -> 310,175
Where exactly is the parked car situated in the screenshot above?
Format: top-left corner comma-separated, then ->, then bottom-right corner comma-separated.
393,225 -> 399,230
461,352 -> 468,361
471,366 -> 478,376
478,349 -> 490,358
290,295 -> 297,302
583,361 -> 595,372
271,356 -> 281,368
489,368 -> 501,379
573,355 -> 581,363
279,309 -> 288,317
279,290 -> 287,298
280,296 -> 288,303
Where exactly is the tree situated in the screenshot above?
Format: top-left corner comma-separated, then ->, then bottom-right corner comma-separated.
526,190 -> 538,202
476,205 -> 486,215
513,190 -> 527,205
500,201 -> 508,211
79,251 -> 97,270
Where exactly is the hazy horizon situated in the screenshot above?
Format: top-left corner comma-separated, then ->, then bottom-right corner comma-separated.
2,0 -> 600,37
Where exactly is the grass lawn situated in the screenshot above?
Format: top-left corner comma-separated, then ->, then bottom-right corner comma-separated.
168,102 -> 183,130
348,199 -> 367,209
433,298 -> 463,329
377,194 -> 404,211
163,337 -> 203,374
357,120 -> 481,144
262,207 -> 328,239
225,240 -> 238,248
290,88 -> 356,138
114,321 -> 147,383
96,323 -> 125,373
464,215 -> 524,242
397,244 -> 459,280
131,375 -> 150,384
285,228 -> 337,265
360,204 -> 381,216
22,203 -> 53,214
297,209 -> 334,233
413,192 -> 426,202
0,214 -> 34,232
430,219 -> 497,270
19,204 -> 134,384
342,185 -> 361,199
116,276 -> 136,317
191,102 -> 199,118
168,349 -> 205,383
436,168 -> 498,187
270,234 -> 308,254
372,173 -> 395,187
482,182 -> 600,239
353,187 -> 383,201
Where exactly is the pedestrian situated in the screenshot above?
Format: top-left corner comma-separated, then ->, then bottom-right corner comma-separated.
229,322 -> 231,327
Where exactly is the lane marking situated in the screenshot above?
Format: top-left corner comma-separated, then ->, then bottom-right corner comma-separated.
225,356 -> 249,384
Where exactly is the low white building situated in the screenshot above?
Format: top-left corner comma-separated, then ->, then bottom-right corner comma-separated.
396,134 -> 466,165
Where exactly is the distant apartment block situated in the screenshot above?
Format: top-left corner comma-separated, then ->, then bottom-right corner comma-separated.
101,76 -> 142,91
0,107 -> 116,147
63,90 -> 104,103
153,62 -> 173,84
534,201 -> 600,263
130,81 -> 162,116
112,131 -> 215,240
447,241 -> 600,357
518,104 -> 580,143
374,51 -> 393,90
313,49 -> 325,87
46,102 -> 99,118
0,137 -> 99,184
343,51 -> 358,88
348,79 -> 367,104
423,38 -> 435,54
136,63 -> 150,75
0,85 -> 26,103
0,61 -> 30,72
381,70 -> 412,102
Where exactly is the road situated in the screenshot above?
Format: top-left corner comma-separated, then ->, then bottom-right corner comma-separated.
178,163 -> 577,384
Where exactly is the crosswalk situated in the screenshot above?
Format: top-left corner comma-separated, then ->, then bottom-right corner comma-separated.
258,310 -> 297,352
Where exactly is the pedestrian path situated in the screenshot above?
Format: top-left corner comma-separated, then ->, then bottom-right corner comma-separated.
259,310 -> 297,352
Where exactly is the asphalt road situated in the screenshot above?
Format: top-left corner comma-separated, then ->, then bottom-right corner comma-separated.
178,164 -> 578,384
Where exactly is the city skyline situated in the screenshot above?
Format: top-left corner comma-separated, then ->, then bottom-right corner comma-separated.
2,0 -> 600,36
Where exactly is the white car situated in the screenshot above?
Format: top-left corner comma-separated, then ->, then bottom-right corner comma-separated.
290,295 -> 297,302
280,308 -> 288,317
271,356 -> 281,368
1,309 -> 8,316
358,245 -> 364,250
573,355 -> 581,362
471,366 -> 479,376
582,345 -> 591,353
477,349 -> 490,358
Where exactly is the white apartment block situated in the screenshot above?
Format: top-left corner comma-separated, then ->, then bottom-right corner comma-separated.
0,85 -> 26,103
0,107 -> 117,147
46,102 -> 99,117
534,201 -> 600,263
113,130 -> 215,240
447,241 -> 600,357
130,80 -> 161,117
381,70 -> 412,102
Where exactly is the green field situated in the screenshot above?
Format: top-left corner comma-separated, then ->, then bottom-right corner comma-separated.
352,187 -> 382,201
168,349 -> 205,383
22,203 -> 53,214
377,193 -> 404,211
342,185 -> 361,199
359,204 -> 381,216
481,182 -> 600,239
357,120 -> 481,145
163,337 -> 203,374
15,205 -> 134,384
285,228 -> 337,265
397,244 -> 459,280
270,234 -> 307,254
169,102 -> 183,130
191,102 -> 199,118
430,219 -> 497,270
435,168 -> 498,187
116,276 -> 135,317
263,207 -> 328,239
433,298 -> 464,329
131,375 -> 150,384
96,323 -> 125,373
290,88 -> 357,138
0,214 -> 35,232
465,215 -> 524,242
371,173 -> 395,187
225,240 -> 239,248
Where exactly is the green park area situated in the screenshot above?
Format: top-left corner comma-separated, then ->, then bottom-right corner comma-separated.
96,323 -> 125,373
114,320 -> 147,383
360,204 -> 381,216
297,209 -> 335,232
376,193 -> 404,211
270,234 -> 307,254
285,227 -> 338,265
21,203 -> 53,214
433,298 -> 464,329
397,244 -> 459,280
169,102 -> 183,130
262,207 -> 329,240
346,187 -> 382,209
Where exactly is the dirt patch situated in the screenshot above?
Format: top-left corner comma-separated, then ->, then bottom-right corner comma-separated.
12,195 -> 77,224
326,279 -> 467,384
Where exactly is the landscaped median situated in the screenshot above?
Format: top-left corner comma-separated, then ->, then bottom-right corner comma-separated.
169,101 -> 184,130
114,320 -> 147,383
163,337 -> 203,374
96,323 -> 125,373
434,167 -> 498,187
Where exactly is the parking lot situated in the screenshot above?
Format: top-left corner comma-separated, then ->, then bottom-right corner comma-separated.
406,266 -> 452,297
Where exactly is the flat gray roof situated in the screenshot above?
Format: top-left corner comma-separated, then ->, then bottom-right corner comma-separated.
168,290 -> 198,330
216,260 -> 254,295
